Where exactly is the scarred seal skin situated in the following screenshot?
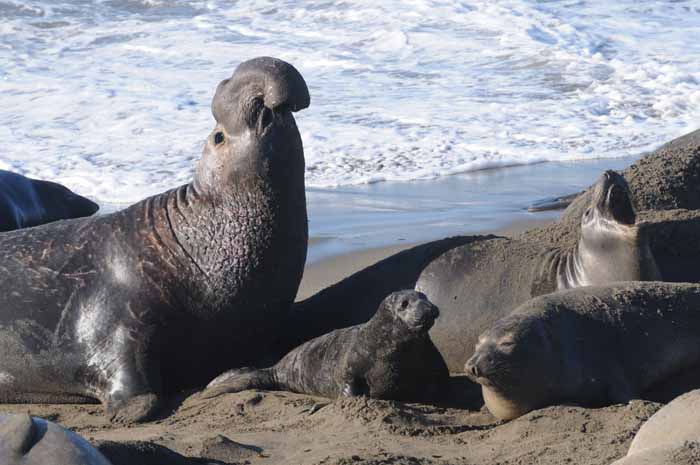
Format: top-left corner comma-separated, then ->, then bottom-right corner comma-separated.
0,414 -> 112,465
464,282 -> 700,421
203,290 -> 449,402
0,56 -> 310,422
415,170 -> 660,372
0,170 -> 98,231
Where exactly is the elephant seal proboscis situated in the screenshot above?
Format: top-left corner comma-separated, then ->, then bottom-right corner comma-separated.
0,56 -> 310,422
415,170 -> 660,371
612,389 -> 700,465
0,170 -> 98,231
464,282 -> 700,421
0,414 -> 112,465
203,290 -> 449,402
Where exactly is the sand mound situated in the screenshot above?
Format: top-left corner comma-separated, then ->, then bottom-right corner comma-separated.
0,386 -> 662,465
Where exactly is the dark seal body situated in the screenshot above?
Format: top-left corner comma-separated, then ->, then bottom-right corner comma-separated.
465,282 -> 700,420
204,291 -> 448,402
0,170 -> 98,231
0,414 -> 112,465
0,57 -> 310,421
416,171 -> 660,371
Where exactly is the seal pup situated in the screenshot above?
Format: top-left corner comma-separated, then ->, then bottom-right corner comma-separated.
416,170 -> 660,371
0,56 -> 310,422
0,170 -> 98,231
203,291 -> 448,402
612,389 -> 700,465
0,414 -> 112,465
464,282 -> 700,420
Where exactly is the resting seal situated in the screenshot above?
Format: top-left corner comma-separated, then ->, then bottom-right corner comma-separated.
0,414 -> 111,465
0,170 -> 98,231
465,282 -> 700,420
415,170 -> 660,371
612,389 -> 700,465
203,291 -> 448,402
0,56 -> 310,422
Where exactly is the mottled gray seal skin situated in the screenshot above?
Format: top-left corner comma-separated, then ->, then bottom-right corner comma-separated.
203,291 -> 449,402
464,282 -> 700,421
0,170 -> 98,231
0,414 -> 112,465
415,170 -> 660,371
612,389 -> 700,465
0,57 -> 310,422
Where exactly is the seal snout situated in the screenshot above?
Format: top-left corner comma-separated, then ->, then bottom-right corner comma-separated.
591,170 -> 635,225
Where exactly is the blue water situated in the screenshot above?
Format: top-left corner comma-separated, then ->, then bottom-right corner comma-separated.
0,0 -> 698,204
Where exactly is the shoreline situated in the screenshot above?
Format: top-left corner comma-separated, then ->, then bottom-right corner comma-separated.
298,215 -> 556,301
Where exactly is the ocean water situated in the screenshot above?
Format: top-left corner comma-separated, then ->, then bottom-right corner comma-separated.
0,0 -> 699,204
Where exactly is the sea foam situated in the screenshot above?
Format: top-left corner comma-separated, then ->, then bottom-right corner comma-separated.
0,0 -> 698,204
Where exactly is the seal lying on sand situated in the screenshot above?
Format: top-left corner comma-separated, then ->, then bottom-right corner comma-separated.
521,128 -> 700,249
612,388 -> 700,465
203,291 -> 448,402
0,414 -> 112,465
0,56 -> 310,422
0,170 -> 98,231
415,170 -> 660,371
465,282 -> 700,421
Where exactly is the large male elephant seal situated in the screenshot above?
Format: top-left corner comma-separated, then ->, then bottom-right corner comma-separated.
0,56 -> 310,422
464,282 -> 700,421
612,389 -> 700,465
415,170 -> 660,371
0,414 -> 112,465
0,170 -> 98,231
204,290 -> 448,402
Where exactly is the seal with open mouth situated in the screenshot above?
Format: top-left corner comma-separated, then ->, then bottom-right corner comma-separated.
416,170 -> 660,371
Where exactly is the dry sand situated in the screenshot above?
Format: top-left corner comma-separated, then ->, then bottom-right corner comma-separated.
0,389 -> 660,465
0,216 -> 662,465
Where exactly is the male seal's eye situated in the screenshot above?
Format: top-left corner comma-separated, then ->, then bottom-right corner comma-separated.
584,208 -> 591,217
400,300 -> 409,310
214,132 -> 225,146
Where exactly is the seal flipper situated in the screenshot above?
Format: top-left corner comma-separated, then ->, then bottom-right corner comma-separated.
200,367 -> 277,399
0,414 -> 36,455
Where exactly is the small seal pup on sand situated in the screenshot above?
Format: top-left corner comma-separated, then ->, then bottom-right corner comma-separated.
0,170 -> 98,231
0,56 -> 310,422
465,282 -> 700,421
203,291 -> 449,402
0,414 -> 112,465
416,170 -> 660,371
612,389 -> 700,465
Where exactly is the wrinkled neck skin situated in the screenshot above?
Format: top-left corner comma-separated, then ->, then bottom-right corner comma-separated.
147,159 -> 307,314
555,223 -> 659,290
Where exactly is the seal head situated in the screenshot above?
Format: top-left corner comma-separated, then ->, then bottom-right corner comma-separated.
559,169 -> 660,289
197,57 -> 310,191
465,315 -> 559,420
379,290 -> 440,333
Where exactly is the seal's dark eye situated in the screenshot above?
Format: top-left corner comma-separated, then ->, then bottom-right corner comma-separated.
214,132 -> 225,146
584,208 -> 591,218
400,300 -> 409,310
